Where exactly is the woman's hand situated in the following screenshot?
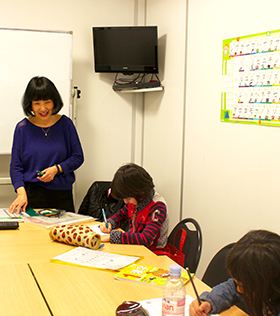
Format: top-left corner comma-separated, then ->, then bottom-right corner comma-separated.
99,222 -> 112,233
9,186 -> 28,214
38,165 -> 59,183
189,300 -> 211,316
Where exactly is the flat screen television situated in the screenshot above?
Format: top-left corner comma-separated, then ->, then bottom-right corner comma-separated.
92,26 -> 158,74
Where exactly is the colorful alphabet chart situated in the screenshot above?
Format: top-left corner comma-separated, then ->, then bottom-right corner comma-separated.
221,29 -> 280,127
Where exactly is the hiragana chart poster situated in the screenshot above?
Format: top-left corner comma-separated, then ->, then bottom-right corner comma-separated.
221,29 -> 280,127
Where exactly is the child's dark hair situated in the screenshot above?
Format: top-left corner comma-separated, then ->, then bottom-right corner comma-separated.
111,163 -> 155,203
226,230 -> 280,316
22,76 -> 63,116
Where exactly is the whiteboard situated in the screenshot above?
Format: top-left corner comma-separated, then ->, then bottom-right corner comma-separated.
0,28 -> 72,154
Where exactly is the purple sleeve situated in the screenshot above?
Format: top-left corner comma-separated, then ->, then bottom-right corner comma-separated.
57,118 -> 84,174
10,121 -> 26,190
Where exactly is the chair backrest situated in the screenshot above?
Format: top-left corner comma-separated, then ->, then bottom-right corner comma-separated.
201,242 -> 235,288
78,181 -> 129,227
168,218 -> 202,273
78,181 -> 129,231
202,242 -> 247,313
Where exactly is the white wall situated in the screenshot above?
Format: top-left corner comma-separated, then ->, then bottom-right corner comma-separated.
185,0 -> 280,278
144,0 -> 187,230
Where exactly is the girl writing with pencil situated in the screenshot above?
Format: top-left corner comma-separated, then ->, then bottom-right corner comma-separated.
189,230 -> 280,316
99,163 -> 169,252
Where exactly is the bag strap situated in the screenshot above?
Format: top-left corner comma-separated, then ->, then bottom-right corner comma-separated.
173,228 -> 187,252
152,250 -> 168,256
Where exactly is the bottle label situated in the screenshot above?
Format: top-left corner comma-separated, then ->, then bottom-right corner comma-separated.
162,297 -> 185,315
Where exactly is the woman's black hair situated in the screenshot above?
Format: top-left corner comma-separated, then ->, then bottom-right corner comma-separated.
226,230 -> 280,316
111,163 -> 155,203
22,76 -> 63,116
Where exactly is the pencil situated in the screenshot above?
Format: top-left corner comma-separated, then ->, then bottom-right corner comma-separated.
186,267 -> 202,305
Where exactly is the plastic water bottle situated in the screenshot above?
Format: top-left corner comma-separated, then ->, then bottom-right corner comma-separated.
162,265 -> 186,316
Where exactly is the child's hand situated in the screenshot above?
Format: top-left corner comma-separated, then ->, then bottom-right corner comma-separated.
189,300 -> 211,316
99,222 -> 112,233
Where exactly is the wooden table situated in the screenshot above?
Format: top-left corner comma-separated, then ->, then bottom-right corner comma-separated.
0,263 -> 50,315
0,222 -> 248,316
29,255 -> 247,316
0,220 -> 154,264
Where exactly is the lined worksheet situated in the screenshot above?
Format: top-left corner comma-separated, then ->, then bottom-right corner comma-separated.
51,246 -> 140,270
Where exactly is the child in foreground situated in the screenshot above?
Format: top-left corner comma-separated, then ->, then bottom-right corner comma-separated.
189,229 -> 280,316
99,163 -> 169,252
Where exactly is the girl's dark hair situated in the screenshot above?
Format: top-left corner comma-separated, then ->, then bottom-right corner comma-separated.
22,76 -> 63,116
111,163 -> 155,203
226,230 -> 280,316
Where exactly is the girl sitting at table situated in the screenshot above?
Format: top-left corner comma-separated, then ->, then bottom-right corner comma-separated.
189,229 -> 280,316
99,163 -> 169,252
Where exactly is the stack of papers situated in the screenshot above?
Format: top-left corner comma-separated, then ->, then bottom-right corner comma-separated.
0,208 -> 24,222
23,209 -> 95,228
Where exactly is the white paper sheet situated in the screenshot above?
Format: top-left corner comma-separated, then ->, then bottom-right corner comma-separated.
89,224 -> 110,236
52,246 -> 140,270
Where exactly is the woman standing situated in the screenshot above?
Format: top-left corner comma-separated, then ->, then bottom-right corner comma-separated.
9,76 -> 84,213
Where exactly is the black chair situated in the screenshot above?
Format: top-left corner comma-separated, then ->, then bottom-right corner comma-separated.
202,243 -> 247,313
78,181 -> 128,231
168,218 -> 202,273
202,243 -> 235,287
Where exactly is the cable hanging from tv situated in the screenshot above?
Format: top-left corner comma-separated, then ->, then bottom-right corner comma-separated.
112,73 -> 162,91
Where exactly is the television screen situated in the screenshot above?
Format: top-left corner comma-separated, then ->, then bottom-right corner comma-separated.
92,26 -> 158,74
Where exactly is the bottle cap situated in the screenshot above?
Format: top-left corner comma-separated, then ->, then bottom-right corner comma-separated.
169,265 -> 181,277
